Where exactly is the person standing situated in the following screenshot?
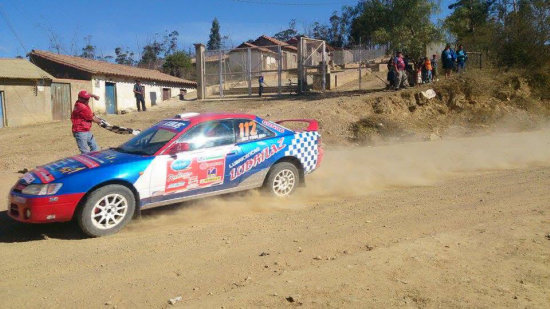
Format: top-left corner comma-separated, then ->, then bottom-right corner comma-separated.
456,45 -> 467,74
441,44 -> 455,78
423,57 -> 433,83
133,80 -> 146,111
71,90 -> 101,153
393,51 -> 409,90
258,75 -> 265,97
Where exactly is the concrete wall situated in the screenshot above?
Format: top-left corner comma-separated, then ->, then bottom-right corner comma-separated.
91,76 -> 195,114
0,79 -> 52,127
326,69 -> 370,90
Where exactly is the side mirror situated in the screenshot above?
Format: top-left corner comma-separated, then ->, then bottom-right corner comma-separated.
167,142 -> 190,155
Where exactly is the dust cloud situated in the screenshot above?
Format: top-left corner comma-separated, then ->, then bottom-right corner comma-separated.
129,129 -> 550,231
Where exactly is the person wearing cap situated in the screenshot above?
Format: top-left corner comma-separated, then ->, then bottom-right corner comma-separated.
133,80 -> 146,111
71,90 -> 101,153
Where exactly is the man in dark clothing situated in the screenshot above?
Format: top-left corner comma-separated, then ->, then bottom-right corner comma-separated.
258,75 -> 265,97
133,80 -> 146,111
71,90 -> 101,153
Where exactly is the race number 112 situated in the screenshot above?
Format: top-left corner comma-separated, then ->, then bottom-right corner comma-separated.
239,121 -> 257,137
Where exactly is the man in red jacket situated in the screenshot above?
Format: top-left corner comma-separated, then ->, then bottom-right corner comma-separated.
71,90 -> 101,153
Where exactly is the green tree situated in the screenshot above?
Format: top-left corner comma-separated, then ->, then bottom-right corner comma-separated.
164,30 -> 179,56
274,19 -> 299,42
162,51 -> 193,79
139,40 -> 164,68
350,0 -> 440,59
444,0 -> 497,51
207,18 -> 222,50
80,35 -> 96,59
114,47 -> 135,65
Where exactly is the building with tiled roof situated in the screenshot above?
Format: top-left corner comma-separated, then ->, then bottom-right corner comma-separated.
30,50 -> 196,114
249,35 -> 298,70
0,59 -> 55,127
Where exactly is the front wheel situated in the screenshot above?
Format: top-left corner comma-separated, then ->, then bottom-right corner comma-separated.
76,184 -> 135,237
264,162 -> 300,197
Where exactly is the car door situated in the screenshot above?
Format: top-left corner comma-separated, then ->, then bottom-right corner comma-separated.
148,119 -> 241,204
227,118 -> 281,185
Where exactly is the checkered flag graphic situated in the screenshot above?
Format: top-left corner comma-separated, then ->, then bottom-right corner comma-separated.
284,131 -> 319,174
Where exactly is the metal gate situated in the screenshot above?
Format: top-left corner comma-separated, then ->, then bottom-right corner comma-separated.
297,37 -> 326,93
51,83 -> 71,120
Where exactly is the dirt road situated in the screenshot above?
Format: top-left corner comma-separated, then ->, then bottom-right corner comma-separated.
1,125 -> 549,308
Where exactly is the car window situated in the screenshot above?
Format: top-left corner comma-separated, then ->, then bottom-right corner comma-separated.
116,126 -> 178,155
177,119 -> 235,150
235,119 -> 275,143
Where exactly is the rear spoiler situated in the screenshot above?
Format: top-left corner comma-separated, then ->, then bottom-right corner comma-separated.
275,119 -> 319,132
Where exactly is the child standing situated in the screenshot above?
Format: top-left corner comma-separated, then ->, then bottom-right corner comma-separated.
424,57 -> 433,83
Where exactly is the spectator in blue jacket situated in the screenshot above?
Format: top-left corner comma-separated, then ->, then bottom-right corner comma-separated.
441,44 -> 455,78
456,45 -> 468,74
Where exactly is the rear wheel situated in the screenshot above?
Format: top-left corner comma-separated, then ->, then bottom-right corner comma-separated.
76,184 -> 135,237
264,162 -> 300,197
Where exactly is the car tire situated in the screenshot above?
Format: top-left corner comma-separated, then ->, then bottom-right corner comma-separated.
76,184 -> 135,237
264,162 -> 300,197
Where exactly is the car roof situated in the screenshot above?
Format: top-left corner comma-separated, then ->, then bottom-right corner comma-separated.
167,112 -> 256,124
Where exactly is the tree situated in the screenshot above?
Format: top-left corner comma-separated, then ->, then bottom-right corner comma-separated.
114,47 -> 135,65
274,19 -> 299,42
207,18 -> 222,50
308,22 -> 330,42
164,30 -> 179,56
444,0 -> 497,51
80,35 -> 96,59
139,40 -> 164,68
350,0 -> 440,59
162,51 -> 193,79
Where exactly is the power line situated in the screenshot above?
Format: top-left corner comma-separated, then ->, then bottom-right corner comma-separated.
0,4 -> 27,52
232,0 -> 356,6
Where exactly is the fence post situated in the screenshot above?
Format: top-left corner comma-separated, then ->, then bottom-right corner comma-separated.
247,48 -> 252,97
321,41 -> 326,92
358,44 -> 362,90
218,50 -> 224,98
479,53 -> 482,69
297,37 -> 304,94
277,45 -> 282,95
194,43 -> 205,100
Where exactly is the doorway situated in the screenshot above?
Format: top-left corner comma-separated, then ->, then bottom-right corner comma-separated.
51,83 -> 71,120
105,82 -> 117,114
162,88 -> 171,101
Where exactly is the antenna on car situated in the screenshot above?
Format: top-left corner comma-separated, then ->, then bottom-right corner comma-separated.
175,112 -> 200,119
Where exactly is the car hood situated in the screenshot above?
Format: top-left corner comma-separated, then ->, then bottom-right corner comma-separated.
22,149 -> 148,185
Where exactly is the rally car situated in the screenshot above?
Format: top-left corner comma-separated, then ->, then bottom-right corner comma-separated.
8,113 -> 323,237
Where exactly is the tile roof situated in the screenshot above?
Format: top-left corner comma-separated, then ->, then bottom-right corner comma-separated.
231,42 -> 278,55
0,58 -> 54,80
254,35 -> 297,52
30,50 -> 196,87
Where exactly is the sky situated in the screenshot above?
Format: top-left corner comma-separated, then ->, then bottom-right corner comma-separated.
0,0 -> 453,58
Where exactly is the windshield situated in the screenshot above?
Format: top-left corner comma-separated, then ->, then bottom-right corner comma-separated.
115,121 -> 188,155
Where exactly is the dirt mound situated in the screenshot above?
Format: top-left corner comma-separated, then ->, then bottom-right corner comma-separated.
351,69 -> 549,144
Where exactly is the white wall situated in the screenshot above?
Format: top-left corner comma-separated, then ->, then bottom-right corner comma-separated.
91,76 -> 195,114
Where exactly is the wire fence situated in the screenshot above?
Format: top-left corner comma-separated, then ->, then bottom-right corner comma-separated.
196,38 -> 388,98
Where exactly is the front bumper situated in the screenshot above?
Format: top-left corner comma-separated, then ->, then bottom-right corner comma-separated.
8,191 -> 85,223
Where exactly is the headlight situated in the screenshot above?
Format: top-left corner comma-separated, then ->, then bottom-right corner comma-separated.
22,183 -> 63,196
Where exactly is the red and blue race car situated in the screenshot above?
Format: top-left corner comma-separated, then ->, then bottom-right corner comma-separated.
8,113 -> 323,237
